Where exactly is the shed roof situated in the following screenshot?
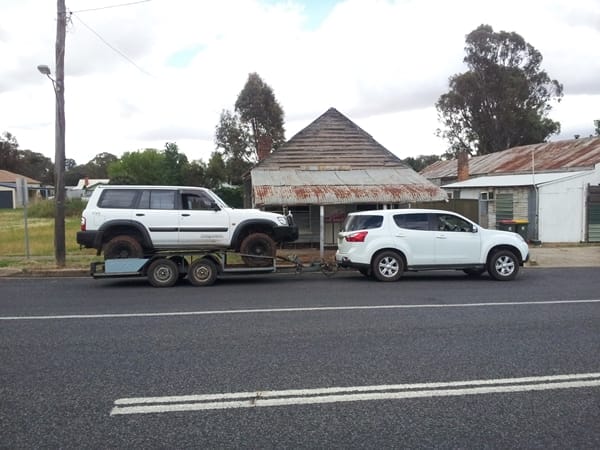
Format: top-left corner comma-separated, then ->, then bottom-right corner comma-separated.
0,169 -> 41,184
253,168 -> 446,206
251,108 -> 447,206
443,171 -> 589,189
421,136 -> 600,179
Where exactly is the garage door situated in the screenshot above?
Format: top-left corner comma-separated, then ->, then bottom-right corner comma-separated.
0,191 -> 14,208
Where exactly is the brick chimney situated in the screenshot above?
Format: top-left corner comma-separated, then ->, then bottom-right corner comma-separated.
457,150 -> 469,181
257,135 -> 272,161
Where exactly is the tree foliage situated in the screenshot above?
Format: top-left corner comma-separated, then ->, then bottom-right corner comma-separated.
402,154 -> 443,172
215,110 -> 254,184
234,72 -> 285,158
0,132 -> 54,183
436,24 -> 563,157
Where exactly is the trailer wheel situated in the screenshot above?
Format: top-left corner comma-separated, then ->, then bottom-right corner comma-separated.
240,233 -> 276,267
188,258 -> 218,287
146,258 -> 179,287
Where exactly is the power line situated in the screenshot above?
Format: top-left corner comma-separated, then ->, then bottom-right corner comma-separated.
71,0 -> 151,14
71,12 -> 152,76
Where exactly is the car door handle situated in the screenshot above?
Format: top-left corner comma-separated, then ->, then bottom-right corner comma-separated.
181,213 -> 190,217
135,213 -> 145,216
437,235 -> 447,239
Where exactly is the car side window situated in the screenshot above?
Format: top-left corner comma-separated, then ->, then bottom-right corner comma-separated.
437,213 -> 472,232
97,189 -> 138,208
138,190 -> 176,210
182,192 -> 214,210
393,213 -> 429,230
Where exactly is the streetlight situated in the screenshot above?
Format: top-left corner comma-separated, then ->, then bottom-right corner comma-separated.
37,62 -> 66,268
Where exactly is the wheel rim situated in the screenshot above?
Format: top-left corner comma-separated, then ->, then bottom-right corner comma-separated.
250,242 -> 268,256
495,255 -> 515,276
155,264 -> 175,283
193,265 -> 211,282
378,256 -> 399,278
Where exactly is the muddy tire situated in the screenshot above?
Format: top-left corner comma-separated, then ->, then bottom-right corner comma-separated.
240,233 -> 276,267
103,235 -> 143,259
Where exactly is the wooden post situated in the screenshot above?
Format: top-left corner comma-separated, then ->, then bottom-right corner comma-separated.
54,0 -> 67,267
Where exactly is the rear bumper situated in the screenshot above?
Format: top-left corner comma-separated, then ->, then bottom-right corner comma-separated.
76,230 -> 100,249
336,254 -> 370,271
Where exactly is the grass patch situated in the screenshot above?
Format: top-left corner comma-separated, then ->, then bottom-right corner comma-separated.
0,201 -> 97,269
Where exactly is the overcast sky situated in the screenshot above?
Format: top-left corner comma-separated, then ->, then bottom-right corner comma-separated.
1,0 -> 599,166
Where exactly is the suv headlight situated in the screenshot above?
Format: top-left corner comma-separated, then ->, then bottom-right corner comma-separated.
276,216 -> 288,225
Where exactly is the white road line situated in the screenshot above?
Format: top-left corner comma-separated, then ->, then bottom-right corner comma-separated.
1,299 -> 599,321
110,372 -> 600,415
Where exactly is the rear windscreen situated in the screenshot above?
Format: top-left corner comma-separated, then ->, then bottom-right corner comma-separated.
342,215 -> 383,231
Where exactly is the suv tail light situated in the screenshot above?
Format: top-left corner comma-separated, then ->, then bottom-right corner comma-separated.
345,231 -> 368,242
80,217 -> 86,231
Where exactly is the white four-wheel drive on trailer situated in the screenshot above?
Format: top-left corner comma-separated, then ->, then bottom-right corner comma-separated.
336,208 -> 530,281
76,185 -> 298,267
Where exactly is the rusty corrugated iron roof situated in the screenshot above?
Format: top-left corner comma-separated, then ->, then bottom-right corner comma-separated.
252,169 -> 447,206
421,136 -> 600,179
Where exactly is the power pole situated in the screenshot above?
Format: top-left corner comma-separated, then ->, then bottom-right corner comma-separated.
54,0 -> 67,267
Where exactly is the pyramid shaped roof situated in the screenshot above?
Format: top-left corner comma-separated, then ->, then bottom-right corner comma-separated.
251,108 -> 447,206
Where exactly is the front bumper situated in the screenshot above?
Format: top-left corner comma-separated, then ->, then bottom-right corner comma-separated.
273,225 -> 299,243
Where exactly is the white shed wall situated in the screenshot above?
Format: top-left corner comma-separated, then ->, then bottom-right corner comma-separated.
538,168 -> 600,242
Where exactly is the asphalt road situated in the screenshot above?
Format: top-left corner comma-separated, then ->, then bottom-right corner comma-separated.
1,268 -> 599,448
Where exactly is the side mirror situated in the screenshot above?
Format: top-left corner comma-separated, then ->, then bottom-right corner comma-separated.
471,225 -> 478,233
210,201 -> 221,211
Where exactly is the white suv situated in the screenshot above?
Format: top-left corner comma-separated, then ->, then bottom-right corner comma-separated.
76,185 -> 298,265
336,209 -> 529,281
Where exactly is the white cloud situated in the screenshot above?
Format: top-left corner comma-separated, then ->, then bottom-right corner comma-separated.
1,0 -> 599,166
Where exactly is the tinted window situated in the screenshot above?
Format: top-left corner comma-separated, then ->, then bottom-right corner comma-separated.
343,214 -> 383,231
98,189 -> 138,208
137,190 -> 176,210
437,213 -> 472,232
182,192 -> 214,210
393,213 -> 430,230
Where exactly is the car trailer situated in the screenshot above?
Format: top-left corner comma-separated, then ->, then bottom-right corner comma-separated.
89,250 -> 338,287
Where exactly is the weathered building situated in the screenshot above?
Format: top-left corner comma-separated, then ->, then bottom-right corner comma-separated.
421,137 -> 600,243
0,170 -> 45,208
246,108 -> 447,247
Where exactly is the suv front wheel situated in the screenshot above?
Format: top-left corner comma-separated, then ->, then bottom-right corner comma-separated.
487,249 -> 519,281
240,232 -> 276,267
372,251 -> 404,282
103,235 -> 143,259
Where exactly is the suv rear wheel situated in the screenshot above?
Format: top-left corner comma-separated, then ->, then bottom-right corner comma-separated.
372,251 -> 404,282
103,235 -> 143,259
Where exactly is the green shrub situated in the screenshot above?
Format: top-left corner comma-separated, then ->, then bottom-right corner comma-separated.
27,198 -> 87,218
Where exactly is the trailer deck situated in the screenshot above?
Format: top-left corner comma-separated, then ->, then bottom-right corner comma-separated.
90,250 -> 337,287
